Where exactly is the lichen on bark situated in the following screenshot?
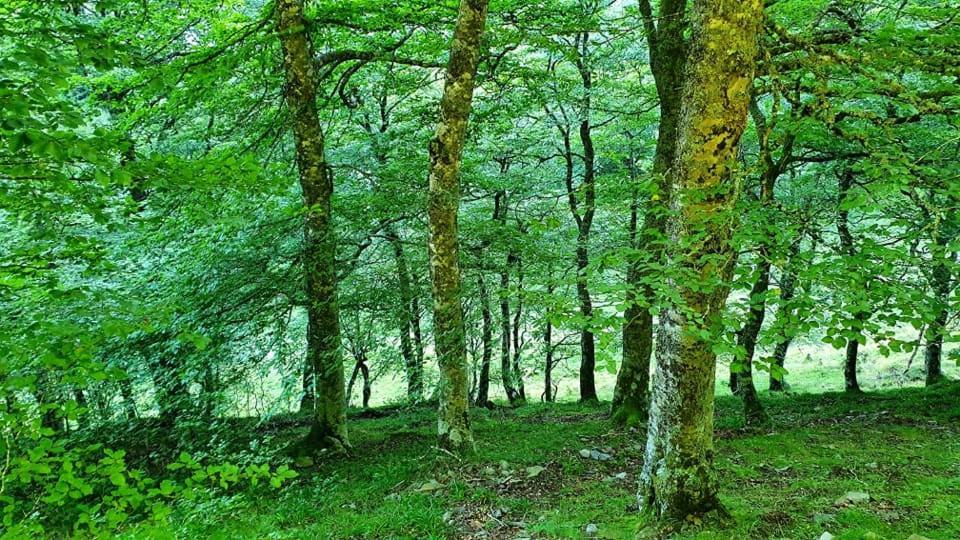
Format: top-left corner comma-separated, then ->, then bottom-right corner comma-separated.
426,0 -> 490,453
275,0 -> 348,452
638,0 -> 764,524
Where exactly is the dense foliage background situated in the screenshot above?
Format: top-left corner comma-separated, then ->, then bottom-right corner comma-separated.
1,0 -> 957,537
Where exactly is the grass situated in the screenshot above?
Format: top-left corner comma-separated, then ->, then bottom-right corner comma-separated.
120,377 -> 960,539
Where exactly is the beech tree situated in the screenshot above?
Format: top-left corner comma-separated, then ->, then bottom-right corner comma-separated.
638,0 -> 764,521
426,0 -> 490,452
275,0 -> 348,450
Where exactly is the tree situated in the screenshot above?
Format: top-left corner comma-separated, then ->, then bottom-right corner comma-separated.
613,0 -> 687,425
426,0 -> 490,452
275,0 -> 348,450
638,0 -> 764,522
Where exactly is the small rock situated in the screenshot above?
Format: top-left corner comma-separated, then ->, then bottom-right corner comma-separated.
835,491 -> 871,505
906,536 -> 932,540
417,479 -> 444,492
615,472 -> 628,480
491,508 -> 503,519
585,523 -> 599,536
590,450 -> 613,461
579,449 -> 592,459
525,465 -> 546,478
819,533 -> 834,540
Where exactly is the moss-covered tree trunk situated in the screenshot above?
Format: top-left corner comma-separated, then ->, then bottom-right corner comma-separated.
426,0 -> 489,452
638,0 -> 763,522
614,0 -> 686,424
275,0 -> 348,450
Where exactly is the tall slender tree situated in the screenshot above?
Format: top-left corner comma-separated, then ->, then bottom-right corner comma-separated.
613,0 -> 687,424
275,0 -> 348,450
426,0 -> 490,451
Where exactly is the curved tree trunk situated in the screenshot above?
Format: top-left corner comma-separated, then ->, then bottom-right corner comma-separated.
615,0 -> 686,424
575,36 -> 598,404
768,239 -> 802,392
638,0 -> 763,522
388,229 -> 424,402
276,0 -> 348,451
837,169 -> 864,394
733,256 -> 771,424
426,0 -> 489,452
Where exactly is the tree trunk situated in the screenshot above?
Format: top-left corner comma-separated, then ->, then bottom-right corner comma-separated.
733,256 -> 771,424
730,94 -> 794,421
512,252 -> 526,400
411,293 -> 426,371
613,189 -> 650,425
844,328 -> 863,393
837,169 -> 864,394
768,239 -> 802,392
616,0 -> 687,423
276,0 -> 347,450
119,377 -> 137,420
925,231 -> 954,386
544,275 -> 556,403
347,353 -> 371,409
388,229 -> 424,402
475,273 -> 493,407
638,0 -> 763,522
575,35 -> 598,404
426,0 -> 489,452
495,191 -> 522,405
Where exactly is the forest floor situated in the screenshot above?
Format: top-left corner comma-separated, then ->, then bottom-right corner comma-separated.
119,381 -> 960,539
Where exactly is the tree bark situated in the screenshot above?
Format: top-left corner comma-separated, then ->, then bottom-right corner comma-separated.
615,0 -> 687,424
495,192 -> 522,405
613,188 -> 650,425
276,0 -> 348,450
512,251 -> 526,400
925,229 -> 954,386
475,273 -> 494,407
426,0 -> 489,452
638,0 -> 763,522
768,238 -> 802,392
387,229 -> 424,402
575,33 -> 598,404
837,169 -> 863,394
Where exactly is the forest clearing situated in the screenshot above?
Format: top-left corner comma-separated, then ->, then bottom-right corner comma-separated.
2,0 -> 958,538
